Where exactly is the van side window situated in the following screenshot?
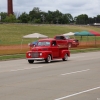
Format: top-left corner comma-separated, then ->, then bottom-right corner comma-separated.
55,36 -> 65,40
60,36 -> 65,40
52,41 -> 57,46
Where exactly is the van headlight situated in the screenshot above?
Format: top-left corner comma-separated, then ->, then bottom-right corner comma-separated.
40,53 -> 42,56
73,41 -> 75,43
28,53 -> 31,56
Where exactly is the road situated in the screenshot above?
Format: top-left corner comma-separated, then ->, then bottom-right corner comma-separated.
0,51 -> 100,100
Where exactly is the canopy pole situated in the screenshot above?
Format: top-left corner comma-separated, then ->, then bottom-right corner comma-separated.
86,36 -> 88,45
20,39 -> 23,51
95,36 -> 96,47
80,36 -> 82,41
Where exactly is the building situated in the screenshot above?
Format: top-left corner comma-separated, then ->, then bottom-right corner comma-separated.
7,0 -> 13,15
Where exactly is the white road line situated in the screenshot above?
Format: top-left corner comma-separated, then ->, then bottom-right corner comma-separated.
75,57 -> 100,61
70,56 -> 85,58
61,69 -> 90,76
10,66 -> 43,72
55,86 -> 100,100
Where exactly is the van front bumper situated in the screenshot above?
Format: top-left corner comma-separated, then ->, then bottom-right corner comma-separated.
27,58 -> 44,61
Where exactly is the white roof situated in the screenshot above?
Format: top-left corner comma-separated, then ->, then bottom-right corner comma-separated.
23,33 -> 48,38
63,32 -> 75,36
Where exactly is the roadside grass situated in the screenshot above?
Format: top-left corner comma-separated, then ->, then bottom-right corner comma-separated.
0,54 -> 25,61
0,47 -> 100,61
70,47 -> 100,53
0,48 -> 28,55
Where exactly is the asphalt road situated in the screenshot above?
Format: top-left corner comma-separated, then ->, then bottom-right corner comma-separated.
0,51 -> 100,100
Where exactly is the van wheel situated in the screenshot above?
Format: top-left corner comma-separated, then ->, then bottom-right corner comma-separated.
28,60 -> 34,64
68,43 -> 72,48
45,55 -> 51,63
62,54 -> 68,61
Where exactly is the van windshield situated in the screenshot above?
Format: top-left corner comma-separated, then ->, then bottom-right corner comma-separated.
65,36 -> 70,39
37,41 -> 50,46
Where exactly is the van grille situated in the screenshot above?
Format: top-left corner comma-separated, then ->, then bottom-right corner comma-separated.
31,52 -> 39,58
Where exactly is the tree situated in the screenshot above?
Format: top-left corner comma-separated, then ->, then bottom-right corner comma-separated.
18,12 -> 29,23
29,7 -> 41,23
61,14 -> 69,24
2,7 -> 99,25
88,17 -> 94,24
66,13 -> 74,23
34,19 -> 41,23
96,15 -> 100,23
46,11 -> 54,24
4,14 -> 16,23
75,14 -> 88,24
52,10 -> 63,24
0,12 -> 7,22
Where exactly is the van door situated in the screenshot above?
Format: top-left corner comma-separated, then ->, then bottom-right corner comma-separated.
51,41 -> 59,58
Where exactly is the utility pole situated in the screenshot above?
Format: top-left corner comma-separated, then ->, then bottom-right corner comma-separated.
0,16 -> 1,21
7,0 -> 13,15
41,14 -> 45,23
0,15 -> 1,23
56,18 -> 59,24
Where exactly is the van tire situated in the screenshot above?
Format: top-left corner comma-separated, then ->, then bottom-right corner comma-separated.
62,53 -> 68,61
45,55 -> 51,63
28,60 -> 34,64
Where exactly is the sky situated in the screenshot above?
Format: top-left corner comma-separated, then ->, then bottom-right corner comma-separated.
0,0 -> 100,17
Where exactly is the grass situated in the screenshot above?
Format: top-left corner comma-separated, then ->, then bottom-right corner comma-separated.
0,48 -> 29,55
0,23 -> 100,60
0,23 -> 100,45
0,54 -> 25,61
70,47 -> 100,53
0,47 -> 100,61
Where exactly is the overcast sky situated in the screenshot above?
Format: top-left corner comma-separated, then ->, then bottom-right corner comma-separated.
0,0 -> 100,17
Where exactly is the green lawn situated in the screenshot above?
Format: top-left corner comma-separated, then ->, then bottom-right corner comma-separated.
0,23 -> 100,45
0,23 -> 100,59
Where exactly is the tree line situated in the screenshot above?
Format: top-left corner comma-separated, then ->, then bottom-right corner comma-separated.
0,7 -> 100,24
